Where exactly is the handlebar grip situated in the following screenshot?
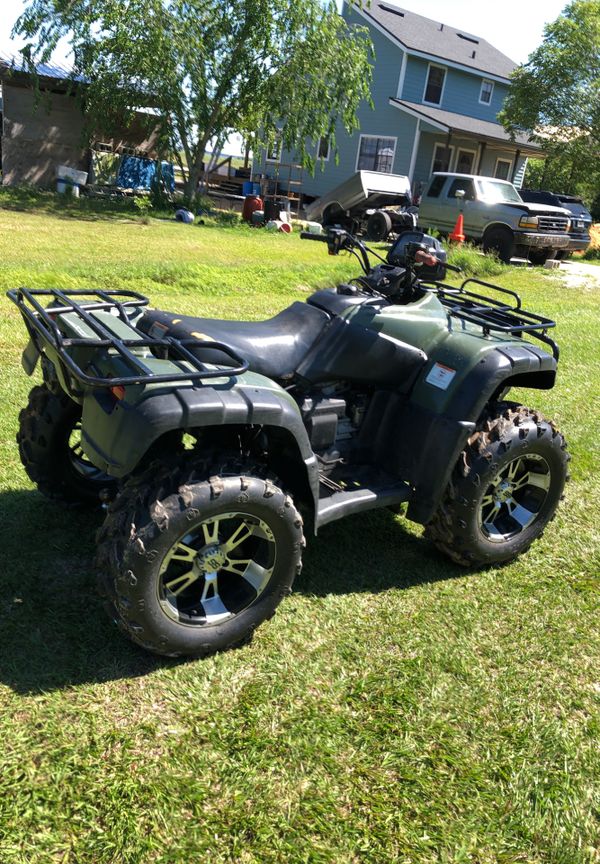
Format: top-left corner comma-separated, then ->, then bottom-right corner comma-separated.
300,231 -> 328,242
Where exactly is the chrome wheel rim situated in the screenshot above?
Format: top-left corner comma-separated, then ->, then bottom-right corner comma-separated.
158,511 -> 276,626
479,453 -> 552,543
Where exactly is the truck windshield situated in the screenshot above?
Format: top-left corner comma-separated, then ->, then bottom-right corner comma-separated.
476,179 -> 522,203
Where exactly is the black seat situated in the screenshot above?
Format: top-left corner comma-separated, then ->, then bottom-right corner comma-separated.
139,302 -> 330,380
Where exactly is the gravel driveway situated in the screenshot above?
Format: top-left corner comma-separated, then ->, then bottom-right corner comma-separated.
557,259 -> 600,289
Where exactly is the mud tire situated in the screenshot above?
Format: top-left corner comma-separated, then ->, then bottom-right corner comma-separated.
17,384 -> 117,507
425,403 -> 570,567
96,459 -> 304,658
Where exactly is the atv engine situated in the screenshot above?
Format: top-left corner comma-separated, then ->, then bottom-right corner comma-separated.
300,390 -> 369,474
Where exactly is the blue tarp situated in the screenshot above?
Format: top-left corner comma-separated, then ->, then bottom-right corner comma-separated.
116,156 -> 175,192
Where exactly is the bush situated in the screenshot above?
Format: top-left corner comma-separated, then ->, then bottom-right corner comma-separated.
446,242 -> 506,277
582,224 -> 600,260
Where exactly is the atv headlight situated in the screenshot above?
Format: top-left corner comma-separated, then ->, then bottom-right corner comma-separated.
519,215 -> 539,229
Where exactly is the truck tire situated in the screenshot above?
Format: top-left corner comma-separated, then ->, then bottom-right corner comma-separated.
322,203 -> 344,227
17,384 -> 117,507
96,459 -> 304,657
425,403 -> 569,567
482,226 -> 515,263
529,249 -> 556,266
366,211 -> 392,242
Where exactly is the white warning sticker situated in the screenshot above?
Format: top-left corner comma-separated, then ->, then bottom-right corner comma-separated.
425,362 -> 457,390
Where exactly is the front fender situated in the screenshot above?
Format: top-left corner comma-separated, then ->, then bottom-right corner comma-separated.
404,340 -> 557,523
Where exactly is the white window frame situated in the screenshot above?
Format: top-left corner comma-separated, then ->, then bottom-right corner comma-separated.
354,134 -> 397,173
316,135 -> 331,162
430,142 -> 455,176
494,157 -> 513,181
422,63 -> 447,106
454,147 -> 477,174
479,79 -> 494,105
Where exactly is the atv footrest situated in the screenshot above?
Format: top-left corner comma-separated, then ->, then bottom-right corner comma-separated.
317,481 -> 411,529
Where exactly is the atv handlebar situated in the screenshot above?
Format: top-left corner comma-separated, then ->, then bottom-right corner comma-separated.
301,228 -> 464,279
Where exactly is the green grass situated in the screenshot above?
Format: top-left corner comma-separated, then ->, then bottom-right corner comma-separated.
0,207 -> 599,864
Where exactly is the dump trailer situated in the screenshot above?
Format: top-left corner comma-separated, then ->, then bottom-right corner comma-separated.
304,171 -> 417,241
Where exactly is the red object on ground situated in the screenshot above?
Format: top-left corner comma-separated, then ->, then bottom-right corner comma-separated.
242,195 -> 264,223
449,213 -> 465,243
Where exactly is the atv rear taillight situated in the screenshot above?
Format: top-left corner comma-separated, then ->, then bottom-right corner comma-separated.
110,385 -> 126,401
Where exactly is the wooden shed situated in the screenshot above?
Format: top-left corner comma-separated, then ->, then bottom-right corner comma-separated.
0,58 -> 159,188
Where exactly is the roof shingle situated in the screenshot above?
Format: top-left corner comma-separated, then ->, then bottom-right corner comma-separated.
357,2 -> 516,80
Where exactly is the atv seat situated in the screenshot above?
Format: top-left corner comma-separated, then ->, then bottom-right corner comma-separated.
139,303 -> 330,380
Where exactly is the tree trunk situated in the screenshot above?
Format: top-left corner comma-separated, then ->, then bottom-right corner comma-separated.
185,161 -> 204,207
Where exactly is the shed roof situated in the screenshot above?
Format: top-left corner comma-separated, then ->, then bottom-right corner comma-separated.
0,53 -> 84,84
355,2 -> 516,80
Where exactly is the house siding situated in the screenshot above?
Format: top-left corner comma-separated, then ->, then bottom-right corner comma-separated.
253,5 -> 534,204
401,57 -> 508,120
255,12 -> 418,198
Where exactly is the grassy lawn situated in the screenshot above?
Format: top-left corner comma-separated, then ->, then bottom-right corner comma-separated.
0,206 -> 599,864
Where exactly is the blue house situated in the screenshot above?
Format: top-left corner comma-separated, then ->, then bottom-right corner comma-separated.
254,2 -> 541,204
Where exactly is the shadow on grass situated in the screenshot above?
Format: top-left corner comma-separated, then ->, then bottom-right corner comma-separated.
0,188 -> 161,224
0,490 -> 464,694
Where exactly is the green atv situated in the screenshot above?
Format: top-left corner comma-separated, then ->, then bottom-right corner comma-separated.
9,229 -> 569,658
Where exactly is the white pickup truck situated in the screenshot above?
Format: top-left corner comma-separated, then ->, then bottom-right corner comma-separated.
418,173 -> 572,264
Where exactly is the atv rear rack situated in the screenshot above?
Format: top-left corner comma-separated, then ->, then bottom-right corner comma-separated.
424,277 -> 559,359
7,287 -> 249,387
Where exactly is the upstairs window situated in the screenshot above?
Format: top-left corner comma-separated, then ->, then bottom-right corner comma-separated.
356,135 -> 396,173
479,79 -> 494,105
424,65 -> 446,105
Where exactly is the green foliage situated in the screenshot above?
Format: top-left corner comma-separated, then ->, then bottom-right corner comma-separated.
500,0 -> 600,140
523,145 -> 600,212
14,0 -> 373,203
501,1 -> 600,206
132,195 -> 152,218
446,242 -> 506,278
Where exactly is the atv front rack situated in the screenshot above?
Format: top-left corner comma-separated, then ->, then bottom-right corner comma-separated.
7,287 -> 249,387
424,278 -> 559,359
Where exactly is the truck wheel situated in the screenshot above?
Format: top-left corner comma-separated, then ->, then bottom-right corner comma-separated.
425,403 -> 569,567
366,211 -> 392,242
17,384 -> 117,506
529,249 -> 556,266
482,227 -> 515,263
96,460 -> 304,657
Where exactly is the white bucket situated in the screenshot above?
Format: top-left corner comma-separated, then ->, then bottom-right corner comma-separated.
57,180 -> 80,197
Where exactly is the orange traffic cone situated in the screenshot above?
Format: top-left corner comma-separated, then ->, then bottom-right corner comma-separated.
449,212 -> 465,243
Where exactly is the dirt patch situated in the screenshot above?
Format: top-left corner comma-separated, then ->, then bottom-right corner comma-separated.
558,259 -> 600,290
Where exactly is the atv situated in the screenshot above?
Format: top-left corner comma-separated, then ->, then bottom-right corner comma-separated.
8,229 -> 569,658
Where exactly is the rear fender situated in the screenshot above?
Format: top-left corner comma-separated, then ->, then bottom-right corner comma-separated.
80,371 -> 319,508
